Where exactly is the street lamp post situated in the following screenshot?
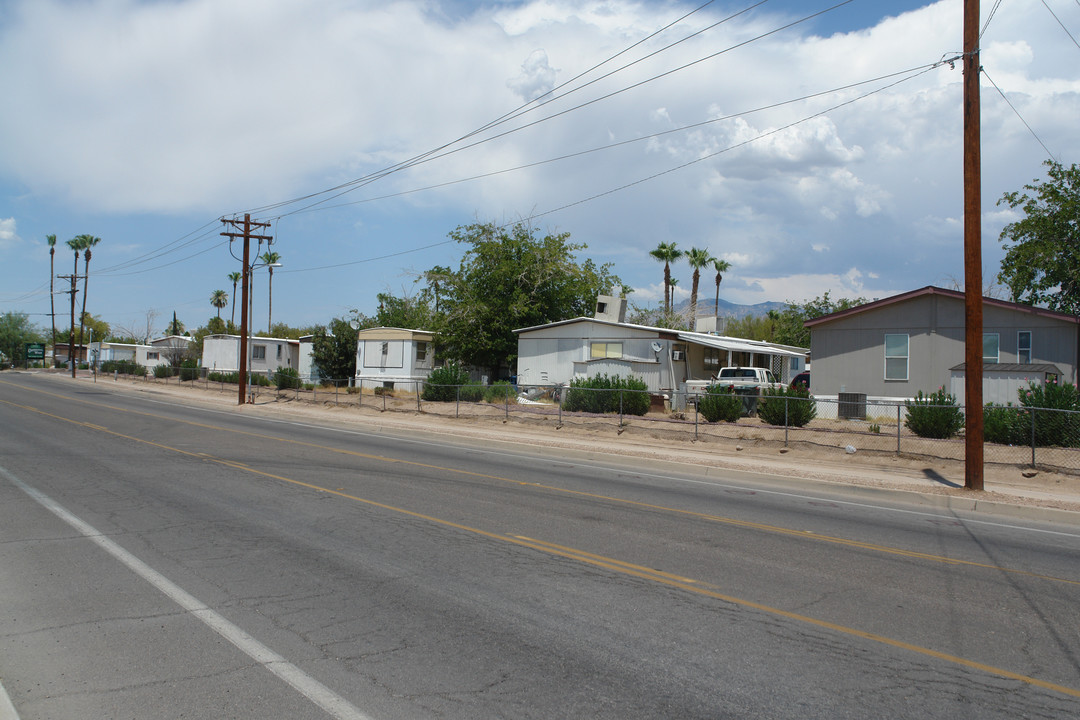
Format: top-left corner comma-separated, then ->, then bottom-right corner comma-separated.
244,260 -> 282,403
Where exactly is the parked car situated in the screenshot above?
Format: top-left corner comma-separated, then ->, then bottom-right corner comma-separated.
790,371 -> 810,390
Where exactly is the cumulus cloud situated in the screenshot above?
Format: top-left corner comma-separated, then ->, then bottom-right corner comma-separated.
0,218 -> 19,250
508,49 -> 559,102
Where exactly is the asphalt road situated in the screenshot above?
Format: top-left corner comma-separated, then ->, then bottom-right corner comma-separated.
1,372 -> 1079,719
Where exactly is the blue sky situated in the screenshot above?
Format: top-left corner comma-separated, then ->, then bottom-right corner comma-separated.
1,0 -> 1078,338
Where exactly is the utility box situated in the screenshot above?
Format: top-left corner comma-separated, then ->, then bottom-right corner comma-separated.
838,392 -> 867,420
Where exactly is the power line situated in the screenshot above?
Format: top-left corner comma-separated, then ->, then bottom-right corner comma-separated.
982,68 -> 1060,161
1039,0 -> 1080,51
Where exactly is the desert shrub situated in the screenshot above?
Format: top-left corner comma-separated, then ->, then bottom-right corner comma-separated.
697,384 -> 743,423
209,371 -> 239,384
422,362 -> 471,402
274,366 -> 301,390
374,386 -> 394,396
562,374 -> 650,416
904,387 -> 964,439
153,363 -> 173,378
484,381 -> 516,404
758,385 -> 817,427
346,385 -> 360,395
248,372 -> 272,387
1017,379 -> 1080,447
179,358 -> 200,382
983,404 -> 1029,445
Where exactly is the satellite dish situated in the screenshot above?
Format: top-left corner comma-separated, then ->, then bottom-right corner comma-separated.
651,341 -> 663,353
349,318 -> 361,330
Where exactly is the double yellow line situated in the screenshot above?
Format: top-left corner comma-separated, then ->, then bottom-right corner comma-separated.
3,381 -> 1080,699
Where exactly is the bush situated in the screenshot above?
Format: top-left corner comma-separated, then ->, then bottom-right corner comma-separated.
274,367 -> 301,390
562,374 -> 650,416
153,363 -> 173,378
179,358 -> 200,382
697,385 -> 743,423
209,371 -> 239,384
422,362 -> 471,402
904,387 -> 964,439
758,385 -> 817,427
983,404 -> 1028,445
484,381 -> 516,404
1018,378 -> 1080,447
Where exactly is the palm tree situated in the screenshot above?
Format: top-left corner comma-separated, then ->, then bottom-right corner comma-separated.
685,247 -> 715,328
47,234 -> 57,363
227,271 -> 242,326
75,235 -> 101,359
260,251 -> 282,332
211,289 -> 228,319
712,258 -> 732,327
64,235 -> 84,370
649,242 -> 682,314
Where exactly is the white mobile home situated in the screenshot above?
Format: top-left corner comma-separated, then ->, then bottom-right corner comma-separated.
355,327 -> 436,389
201,334 -> 300,377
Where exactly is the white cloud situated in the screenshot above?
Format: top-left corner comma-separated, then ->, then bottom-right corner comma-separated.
0,218 -> 19,250
508,49 -> 559,102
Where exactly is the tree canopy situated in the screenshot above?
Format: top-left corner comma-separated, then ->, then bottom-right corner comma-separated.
310,317 -> 360,381
765,293 -> 867,348
435,222 -> 621,375
0,312 -> 45,366
997,160 -> 1080,314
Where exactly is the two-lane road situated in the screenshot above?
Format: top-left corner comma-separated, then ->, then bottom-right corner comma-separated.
1,372 -> 1078,718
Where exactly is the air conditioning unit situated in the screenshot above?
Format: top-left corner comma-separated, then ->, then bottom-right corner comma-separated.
672,351 -> 684,361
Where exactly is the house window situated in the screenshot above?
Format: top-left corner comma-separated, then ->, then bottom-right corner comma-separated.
276,345 -> 282,359
253,345 -> 266,360
884,334 -> 908,381
146,351 -> 159,360
1018,331 -> 1031,364
983,333 -> 999,364
590,342 -> 623,359
416,341 -> 428,362
704,347 -> 721,369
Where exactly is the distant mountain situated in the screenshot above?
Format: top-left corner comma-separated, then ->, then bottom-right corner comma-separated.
677,297 -> 787,320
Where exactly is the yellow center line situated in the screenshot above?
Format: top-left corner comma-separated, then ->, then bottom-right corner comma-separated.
2,380 -> 1078,590
3,390 -> 1080,699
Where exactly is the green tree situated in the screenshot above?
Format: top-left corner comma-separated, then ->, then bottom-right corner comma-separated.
712,258 -> 732,323
0,312 -> 45,367
227,271 -> 242,325
210,289 -> 228,318
58,313 -> 110,346
375,291 -> 436,330
997,160 -> 1080,313
649,242 -> 682,314
685,247 -> 715,329
260,251 -> 282,331
74,234 -> 101,362
437,222 -> 621,376
767,292 -> 866,348
166,311 -> 184,336
311,317 -> 362,381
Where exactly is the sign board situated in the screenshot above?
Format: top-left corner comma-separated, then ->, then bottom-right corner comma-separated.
25,343 -> 45,360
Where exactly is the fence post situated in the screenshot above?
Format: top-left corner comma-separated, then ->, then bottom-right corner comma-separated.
558,388 -> 563,426
505,385 -> 509,420
694,392 -> 699,440
1031,407 -> 1037,467
456,385 -> 460,418
619,390 -> 624,427
784,396 -> 789,446
896,403 -> 901,454
416,381 -> 421,412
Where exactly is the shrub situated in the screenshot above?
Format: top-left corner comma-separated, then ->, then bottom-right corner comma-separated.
697,384 -> 743,423
274,367 -> 301,390
153,363 -> 173,378
209,371 -> 239,384
904,387 -> 964,439
1017,378 -> 1080,447
179,358 -> 200,382
484,381 -> 516,404
422,362 -> 471,402
983,404 -> 1029,445
562,374 -> 650,416
757,385 -> 817,427
248,372 -> 272,387
374,386 -> 394,396
346,385 -> 360,395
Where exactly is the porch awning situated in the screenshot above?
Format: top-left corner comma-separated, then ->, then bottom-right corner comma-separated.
676,333 -> 807,359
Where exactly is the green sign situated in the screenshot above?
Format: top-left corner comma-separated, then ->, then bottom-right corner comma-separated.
25,343 -> 45,360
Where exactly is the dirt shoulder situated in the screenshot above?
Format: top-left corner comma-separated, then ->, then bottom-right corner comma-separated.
61,372 -> 1080,518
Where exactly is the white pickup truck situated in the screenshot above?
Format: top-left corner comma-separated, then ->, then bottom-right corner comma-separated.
683,367 -> 782,407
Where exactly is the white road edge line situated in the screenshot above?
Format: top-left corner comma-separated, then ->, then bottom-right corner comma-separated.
0,678 -> 19,720
0,465 -> 374,720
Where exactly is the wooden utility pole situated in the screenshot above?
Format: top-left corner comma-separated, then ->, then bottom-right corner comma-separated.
58,273 -> 80,378
221,214 -> 273,406
963,0 -> 984,490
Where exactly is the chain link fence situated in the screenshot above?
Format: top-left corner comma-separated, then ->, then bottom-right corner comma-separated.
107,370 -> 1080,475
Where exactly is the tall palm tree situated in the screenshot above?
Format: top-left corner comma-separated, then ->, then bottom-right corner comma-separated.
64,235 -> 84,370
712,258 -> 732,327
210,289 -> 228,319
75,235 -> 101,359
685,247 -> 715,328
227,271 -> 242,326
649,242 -> 682,314
47,234 -> 57,363
260,251 -> 282,333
